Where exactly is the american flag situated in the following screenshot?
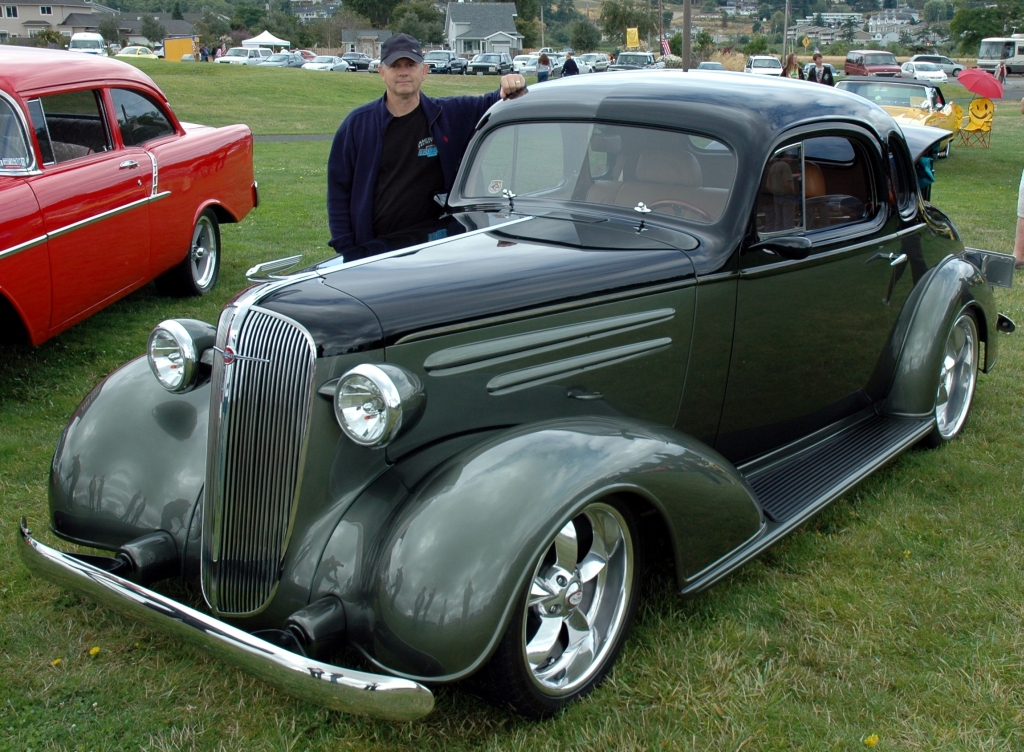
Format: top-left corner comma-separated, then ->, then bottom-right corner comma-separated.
661,38 -> 671,56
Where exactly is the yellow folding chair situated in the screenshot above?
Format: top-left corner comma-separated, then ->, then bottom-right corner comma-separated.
958,97 -> 993,148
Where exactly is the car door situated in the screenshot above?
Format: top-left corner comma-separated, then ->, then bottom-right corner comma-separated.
716,129 -> 914,463
23,88 -> 152,331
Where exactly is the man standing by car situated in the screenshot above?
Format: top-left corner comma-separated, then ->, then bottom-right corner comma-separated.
562,52 -> 580,76
808,53 -> 834,85
327,33 -> 525,255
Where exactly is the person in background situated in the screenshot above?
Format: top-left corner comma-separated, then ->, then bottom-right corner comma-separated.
782,53 -> 804,80
536,53 -> 551,83
1014,96 -> 1024,269
200,44 -> 209,62
808,52 -> 834,85
327,33 -> 526,255
562,52 -> 580,77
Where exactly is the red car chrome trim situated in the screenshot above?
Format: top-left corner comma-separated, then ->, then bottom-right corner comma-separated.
0,233 -> 48,260
45,191 -> 171,240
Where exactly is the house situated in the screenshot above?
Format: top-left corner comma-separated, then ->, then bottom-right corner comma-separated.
445,2 -> 522,57
334,29 -> 391,57
118,13 -> 197,46
0,0 -> 114,41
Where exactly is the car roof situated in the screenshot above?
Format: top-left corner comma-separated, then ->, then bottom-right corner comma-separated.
0,45 -> 163,97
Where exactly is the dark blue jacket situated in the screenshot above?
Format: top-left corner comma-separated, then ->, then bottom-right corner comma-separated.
327,90 -> 501,252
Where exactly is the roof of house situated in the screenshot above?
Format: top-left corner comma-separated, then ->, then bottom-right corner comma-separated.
341,29 -> 392,42
119,15 -> 196,36
60,11 -> 105,26
446,2 -> 522,40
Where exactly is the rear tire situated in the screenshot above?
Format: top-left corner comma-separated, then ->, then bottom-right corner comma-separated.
920,309 -> 979,448
471,498 -> 641,718
155,209 -> 220,297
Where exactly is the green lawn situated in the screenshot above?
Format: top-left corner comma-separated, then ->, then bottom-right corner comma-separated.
1,69 -> 1023,751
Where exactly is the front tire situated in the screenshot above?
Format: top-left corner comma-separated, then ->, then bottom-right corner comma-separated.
472,498 -> 641,717
920,309 -> 979,448
155,209 -> 220,297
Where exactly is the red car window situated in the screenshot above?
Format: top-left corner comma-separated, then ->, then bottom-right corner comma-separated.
29,90 -> 111,164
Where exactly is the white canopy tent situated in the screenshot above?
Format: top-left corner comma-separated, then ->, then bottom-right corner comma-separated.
242,30 -> 290,48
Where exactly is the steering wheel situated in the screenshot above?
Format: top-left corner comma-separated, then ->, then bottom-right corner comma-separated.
646,199 -> 712,223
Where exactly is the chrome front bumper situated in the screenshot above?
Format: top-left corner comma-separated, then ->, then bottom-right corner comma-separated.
17,519 -> 434,721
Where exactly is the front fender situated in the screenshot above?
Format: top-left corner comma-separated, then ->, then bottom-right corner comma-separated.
884,256 -> 996,418
49,356 -> 209,553
330,417 -> 761,681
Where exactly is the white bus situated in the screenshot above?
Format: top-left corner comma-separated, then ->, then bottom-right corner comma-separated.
977,35 -> 1024,77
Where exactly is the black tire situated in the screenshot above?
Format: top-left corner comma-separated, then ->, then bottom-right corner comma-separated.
471,498 -> 641,718
920,309 -> 979,449
155,209 -> 220,297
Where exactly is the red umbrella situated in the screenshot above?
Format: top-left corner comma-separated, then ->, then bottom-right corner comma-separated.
958,68 -> 1004,99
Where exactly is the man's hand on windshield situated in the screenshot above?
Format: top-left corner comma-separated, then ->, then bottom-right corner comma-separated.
500,74 -> 527,100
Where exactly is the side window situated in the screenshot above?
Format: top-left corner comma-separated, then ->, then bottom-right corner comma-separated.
888,140 -> 916,215
757,136 -> 875,237
110,88 -> 175,146
28,90 -> 111,165
0,96 -> 32,170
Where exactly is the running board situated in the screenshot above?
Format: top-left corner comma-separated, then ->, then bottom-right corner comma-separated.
680,414 -> 933,596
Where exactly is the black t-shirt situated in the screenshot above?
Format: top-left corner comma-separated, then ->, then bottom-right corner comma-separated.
372,106 -> 446,239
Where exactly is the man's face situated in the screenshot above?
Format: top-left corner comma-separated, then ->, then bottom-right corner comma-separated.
380,57 -> 428,97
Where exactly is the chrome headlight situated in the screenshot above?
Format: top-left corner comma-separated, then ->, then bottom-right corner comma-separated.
333,364 -> 425,447
147,319 -> 216,393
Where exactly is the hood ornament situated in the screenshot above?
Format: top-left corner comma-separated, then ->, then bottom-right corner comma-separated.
502,189 -> 516,211
633,201 -> 652,232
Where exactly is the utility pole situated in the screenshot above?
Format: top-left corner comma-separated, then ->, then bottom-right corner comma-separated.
540,2 -> 545,48
682,0 -> 691,70
782,0 -> 789,60
659,0 -> 663,54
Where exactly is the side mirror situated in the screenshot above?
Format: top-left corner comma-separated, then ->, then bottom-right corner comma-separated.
749,235 -> 812,260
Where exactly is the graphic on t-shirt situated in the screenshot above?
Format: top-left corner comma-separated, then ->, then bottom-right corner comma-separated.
488,179 -> 503,194
417,136 -> 438,158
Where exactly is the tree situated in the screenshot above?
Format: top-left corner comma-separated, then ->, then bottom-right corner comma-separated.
34,28 -> 66,47
949,5 -> 1005,52
701,0 -> 717,11
694,29 -> 714,59
770,10 -> 784,33
516,16 -> 542,47
98,14 -> 121,45
599,0 -> 659,44
171,1 -> 183,20
721,9 -> 729,27
569,18 -> 601,50
515,0 -> 540,23
392,1 -> 445,44
743,34 -> 769,54
231,5 -> 265,32
195,11 -> 230,47
814,12 -> 824,25
345,0 -> 404,28
141,14 -> 166,44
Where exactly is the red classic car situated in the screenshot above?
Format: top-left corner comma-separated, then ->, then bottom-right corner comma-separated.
0,47 -> 257,346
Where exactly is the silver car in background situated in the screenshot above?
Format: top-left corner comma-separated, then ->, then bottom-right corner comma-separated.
301,55 -> 350,71
579,53 -> 610,72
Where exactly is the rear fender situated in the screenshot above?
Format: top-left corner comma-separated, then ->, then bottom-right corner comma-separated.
316,417 -> 761,681
48,356 -> 209,554
884,256 -> 995,418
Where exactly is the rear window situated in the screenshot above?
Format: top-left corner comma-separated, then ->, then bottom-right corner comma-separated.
110,88 -> 175,146
0,96 -> 32,170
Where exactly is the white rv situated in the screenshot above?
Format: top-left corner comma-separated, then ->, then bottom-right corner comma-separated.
68,32 -> 107,55
976,35 -> 1024,76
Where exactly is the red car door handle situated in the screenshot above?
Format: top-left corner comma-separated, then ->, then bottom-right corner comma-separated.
119,160 -> 139,169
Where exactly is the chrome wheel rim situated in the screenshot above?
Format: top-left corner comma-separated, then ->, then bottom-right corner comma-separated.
522,502 -> 633,696
191,215 -> 218,290
935,312 -> 978,439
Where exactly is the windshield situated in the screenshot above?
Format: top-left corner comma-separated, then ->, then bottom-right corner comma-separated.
915,63 -> 940,71
311,56 -> 334,63
617,54 -> 651,65
267,55 -> 288,62
838,81 -> 936,107
476,55 -> 501,63
226,48 -> 247,57
70,39 -> 103,49
460,121 -> 736,224
752,58 -> 781,68
978,41 -> 1014,59
425,52 -> 449,60
863,53 -> 897,66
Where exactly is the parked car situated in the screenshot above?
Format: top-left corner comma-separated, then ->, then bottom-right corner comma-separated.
513,54 -> 533,73
342,52 -> 372,70
900,60 -> 948,83
468,52 -> 513,75
301,55 -> 349,72
368,57 -> 380,73
258,52 -> 306,68
744,54 -> 783,75
115,46 -> 159,60
294,49 -> 317,62
153,44 -> 164,58
609,51 -> 656,70
0,46 -> 257,345
697,60 -> 726,70
579,52 -> 610,72
18,70 -> 1015,724
845,49 -> 901,77
803,61 -> 838,80
836,77 -> 960,156
423,49 -> 468,74
217,47 -> 272,65
909,54 -> 964,78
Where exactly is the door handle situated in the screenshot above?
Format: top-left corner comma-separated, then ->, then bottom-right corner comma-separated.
867,251 -> 907,266
119,160 -> 139,170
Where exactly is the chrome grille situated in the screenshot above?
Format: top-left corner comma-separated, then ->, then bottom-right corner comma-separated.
202,306 -> 316,615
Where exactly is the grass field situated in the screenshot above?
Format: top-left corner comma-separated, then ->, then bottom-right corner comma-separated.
2,66 -> 1024,751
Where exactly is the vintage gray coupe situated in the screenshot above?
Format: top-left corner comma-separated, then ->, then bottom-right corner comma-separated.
18,72 -> 1016,721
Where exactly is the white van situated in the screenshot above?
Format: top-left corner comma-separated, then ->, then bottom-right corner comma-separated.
977,35 -> 1024,76
69,32 -> 107,55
